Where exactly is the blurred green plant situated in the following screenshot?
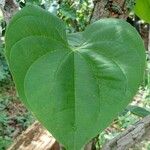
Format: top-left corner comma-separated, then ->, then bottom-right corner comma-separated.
0,45 -> 11,85
0,137 -> 12,150
0,94 -> 34,150
125,0 -> 135,11
58,0 -> 93,32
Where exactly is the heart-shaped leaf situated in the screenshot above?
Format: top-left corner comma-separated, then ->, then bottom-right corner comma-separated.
5,5 -> 146,150
134,0 -> 150,23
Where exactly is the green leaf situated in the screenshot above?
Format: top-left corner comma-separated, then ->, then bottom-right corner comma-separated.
134,0 -> 150,23
5,5 -> 146,150
127,105 -> 150,117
